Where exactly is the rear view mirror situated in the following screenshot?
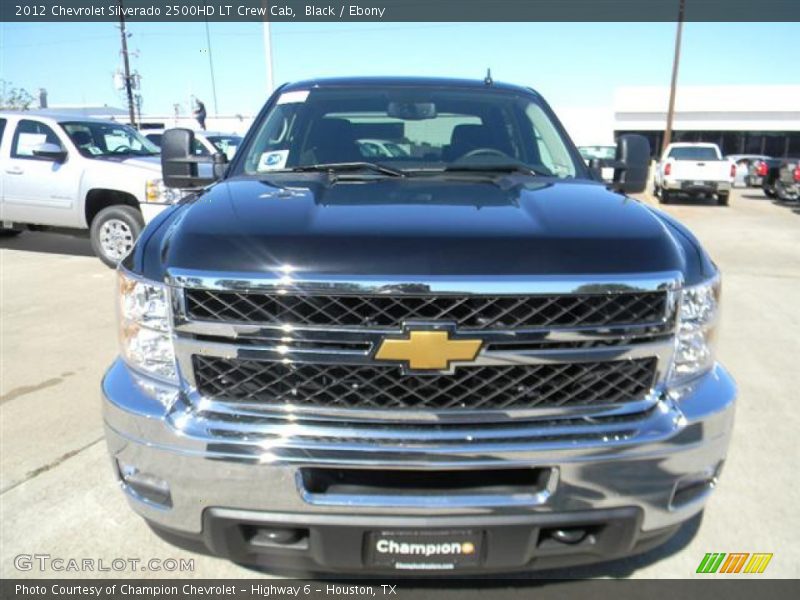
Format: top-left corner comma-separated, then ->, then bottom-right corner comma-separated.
161,128 -> 225,189
612,134 -> 651,194
32,142 -> 67,162
387,101 -> 437,120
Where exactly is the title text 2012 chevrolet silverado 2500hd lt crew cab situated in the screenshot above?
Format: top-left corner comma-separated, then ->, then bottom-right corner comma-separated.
0,112 -> 181,266
103,78 -> 735,574
654,142 -> 734,206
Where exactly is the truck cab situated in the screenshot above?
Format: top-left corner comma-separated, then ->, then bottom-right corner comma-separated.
103,77 -> 735,575
0,112 -> 181,266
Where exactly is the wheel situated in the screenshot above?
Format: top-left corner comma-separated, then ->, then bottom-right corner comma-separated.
717,192 -> 729,206
659,190 -> 671,204
763,186 -> 777,199
89,205 -> 143,268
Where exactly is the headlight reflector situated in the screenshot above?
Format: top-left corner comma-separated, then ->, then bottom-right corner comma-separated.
118,270 -> 177,382
671,277 -> 720,383
145,178 -> 181,204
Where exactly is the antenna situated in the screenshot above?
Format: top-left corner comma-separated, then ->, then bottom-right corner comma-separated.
484,68 -> 493,86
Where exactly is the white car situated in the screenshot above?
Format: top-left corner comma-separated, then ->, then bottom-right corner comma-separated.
0,111 -> 181,266
144,129 -> 243,161
654,142 -> 734,206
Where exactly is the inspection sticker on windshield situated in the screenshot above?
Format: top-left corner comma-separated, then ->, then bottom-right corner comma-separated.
277,90 -> 309,105
257,150 -> 289,171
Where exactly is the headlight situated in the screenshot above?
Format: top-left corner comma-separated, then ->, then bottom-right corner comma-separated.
670,276 -> 721,383
145,178 -> 181,204
118,269 -> 177,383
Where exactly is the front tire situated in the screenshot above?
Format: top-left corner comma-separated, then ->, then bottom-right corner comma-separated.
90,205 -> 143,268
718,192 -> 729,206
660,189 -> 671,204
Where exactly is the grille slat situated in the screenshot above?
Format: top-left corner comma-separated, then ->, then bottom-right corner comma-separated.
184,290 -> 668,329
193,356 -> 657,411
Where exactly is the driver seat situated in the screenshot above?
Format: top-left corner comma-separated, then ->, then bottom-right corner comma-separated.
443,124 -> 497,161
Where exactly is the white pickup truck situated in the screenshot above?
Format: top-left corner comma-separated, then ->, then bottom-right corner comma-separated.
653,142 -> 734,206
0,111 -> 181,266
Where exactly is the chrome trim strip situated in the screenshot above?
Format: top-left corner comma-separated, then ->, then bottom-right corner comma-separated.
166,269 -> 683,295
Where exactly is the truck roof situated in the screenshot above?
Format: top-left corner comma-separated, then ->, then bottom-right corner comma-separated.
281,76 -> 539,97
665,142 -> 721,148
0,110 -> 127,124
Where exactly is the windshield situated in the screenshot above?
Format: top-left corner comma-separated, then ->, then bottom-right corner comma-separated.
239,86 -> 580,178
61,121 -> 160,157
668,146 -> 720,161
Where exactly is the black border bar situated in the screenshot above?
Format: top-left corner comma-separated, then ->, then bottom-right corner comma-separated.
2,0 -> 799,22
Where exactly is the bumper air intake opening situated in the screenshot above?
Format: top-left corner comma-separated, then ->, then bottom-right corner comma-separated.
299,467 -> 551,498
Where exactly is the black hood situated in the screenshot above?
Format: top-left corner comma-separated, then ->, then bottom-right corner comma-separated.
133,176 -> 709,282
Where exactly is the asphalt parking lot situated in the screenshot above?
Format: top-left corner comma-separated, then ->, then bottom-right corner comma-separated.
1,188 -> 798,579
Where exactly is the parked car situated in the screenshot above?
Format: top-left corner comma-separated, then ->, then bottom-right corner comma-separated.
753,157 -> 800,198
104,77 -> 734,575
577,144 -> 616,181
357,138 -> 410,158
654,143 -> 734,205
0,111 -> 181,266
774,158 -> 800,201
144,129 -> 242,160
725,154 -> 769,187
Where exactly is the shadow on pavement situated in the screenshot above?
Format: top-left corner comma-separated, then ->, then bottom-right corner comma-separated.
0,230 -> 95,258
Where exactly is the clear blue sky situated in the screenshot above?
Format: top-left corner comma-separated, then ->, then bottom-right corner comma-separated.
1,22 -> 797,116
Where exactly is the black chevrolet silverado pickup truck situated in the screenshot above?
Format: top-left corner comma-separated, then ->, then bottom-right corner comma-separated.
103,77 -> 735,574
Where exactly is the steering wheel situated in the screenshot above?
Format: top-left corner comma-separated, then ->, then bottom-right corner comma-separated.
111,145 -> 132,153
460,148 -> 510,160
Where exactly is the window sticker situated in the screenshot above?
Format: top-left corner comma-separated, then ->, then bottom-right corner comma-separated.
257,149 -> 289,171
276,90 -> 309,105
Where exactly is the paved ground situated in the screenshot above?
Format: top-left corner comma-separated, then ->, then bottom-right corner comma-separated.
1,188 -> 798,579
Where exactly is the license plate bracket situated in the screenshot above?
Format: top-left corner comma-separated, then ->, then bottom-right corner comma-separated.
366,529 -> 483,570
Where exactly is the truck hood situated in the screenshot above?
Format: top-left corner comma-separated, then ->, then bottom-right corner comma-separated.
96,155 -> 161,174
143,176 -> 692,279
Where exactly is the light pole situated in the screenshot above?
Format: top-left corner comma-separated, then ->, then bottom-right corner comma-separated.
263,20 -> 275,93
662,0 -> 686,155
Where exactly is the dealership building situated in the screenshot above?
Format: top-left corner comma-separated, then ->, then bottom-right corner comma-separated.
561,85 -> 800,158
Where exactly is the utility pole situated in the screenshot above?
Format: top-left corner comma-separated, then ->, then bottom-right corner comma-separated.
117,0 -> 136,127
204,17 -> 219,115
662,0 -> 685,155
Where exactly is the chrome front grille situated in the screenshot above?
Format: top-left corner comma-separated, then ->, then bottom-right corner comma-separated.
169,271 -> 680,429
193,356 -> 658,410
184,289 -> 668,329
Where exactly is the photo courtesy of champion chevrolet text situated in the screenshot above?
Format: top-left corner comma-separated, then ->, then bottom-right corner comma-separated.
0,2 -> 798,599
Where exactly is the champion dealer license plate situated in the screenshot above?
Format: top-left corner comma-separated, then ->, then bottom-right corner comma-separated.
367,530 -> 483,570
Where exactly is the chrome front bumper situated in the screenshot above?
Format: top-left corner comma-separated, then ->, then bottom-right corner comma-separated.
103,359 -> 735,542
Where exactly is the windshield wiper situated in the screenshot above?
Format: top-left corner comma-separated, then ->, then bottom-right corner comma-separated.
290,162 -> 405,178
442,163 -> 550,176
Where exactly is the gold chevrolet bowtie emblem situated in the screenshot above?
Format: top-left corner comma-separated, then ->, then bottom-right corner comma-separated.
374,330 -> 483,371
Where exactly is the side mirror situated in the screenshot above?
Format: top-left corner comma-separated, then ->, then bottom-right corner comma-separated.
161,128 -> 225,189
32,143 -> 67,162
612,134 -> 651,194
